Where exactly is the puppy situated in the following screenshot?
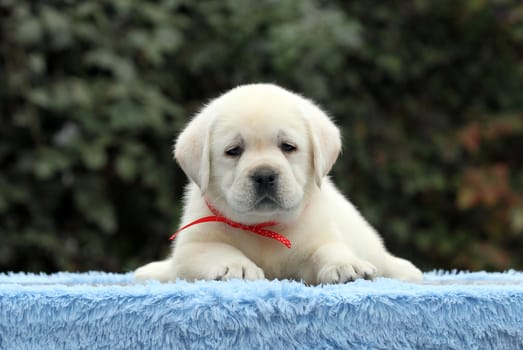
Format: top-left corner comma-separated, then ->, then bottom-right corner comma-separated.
135,84 -> 423,284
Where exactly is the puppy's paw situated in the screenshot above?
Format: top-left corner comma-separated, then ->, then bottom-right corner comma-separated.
207,261 -> 265,281
387,257 -> 423,282
317,259 -> 377,284
134,260 -> 175,282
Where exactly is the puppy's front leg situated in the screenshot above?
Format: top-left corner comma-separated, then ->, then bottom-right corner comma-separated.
173,242 -> 265,281
311,242 -> 377,284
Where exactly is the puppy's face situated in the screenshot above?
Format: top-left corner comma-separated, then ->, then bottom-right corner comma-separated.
175,84 -> 341,224
209,102 -> 310,221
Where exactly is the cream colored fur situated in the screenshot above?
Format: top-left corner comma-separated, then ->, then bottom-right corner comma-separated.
135,84 -> 423,284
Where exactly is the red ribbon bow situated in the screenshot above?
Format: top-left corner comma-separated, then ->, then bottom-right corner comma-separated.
169,201 -> 292,248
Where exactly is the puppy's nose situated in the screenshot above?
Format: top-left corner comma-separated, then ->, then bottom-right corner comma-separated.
251,167 -> 278,193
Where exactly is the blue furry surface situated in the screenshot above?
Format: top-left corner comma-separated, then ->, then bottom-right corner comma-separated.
1,271 -> 523,350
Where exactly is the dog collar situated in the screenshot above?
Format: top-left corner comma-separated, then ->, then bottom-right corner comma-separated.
169,200 -> 292,248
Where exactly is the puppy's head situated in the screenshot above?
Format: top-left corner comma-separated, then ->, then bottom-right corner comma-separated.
175,84 -> 341,223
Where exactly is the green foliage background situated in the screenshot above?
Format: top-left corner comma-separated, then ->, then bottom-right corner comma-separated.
1,0 -> 522,273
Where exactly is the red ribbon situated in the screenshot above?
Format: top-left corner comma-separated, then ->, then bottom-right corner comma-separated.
169,201 -> 292,248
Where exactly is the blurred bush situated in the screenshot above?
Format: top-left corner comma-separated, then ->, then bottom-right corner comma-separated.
1,0 -> 522,272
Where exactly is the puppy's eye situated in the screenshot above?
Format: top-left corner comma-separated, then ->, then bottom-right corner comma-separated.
225,146 -> 243,157
280,142 -> 297,153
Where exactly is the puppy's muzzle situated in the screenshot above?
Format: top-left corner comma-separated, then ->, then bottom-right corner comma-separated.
250,167 -> 279,197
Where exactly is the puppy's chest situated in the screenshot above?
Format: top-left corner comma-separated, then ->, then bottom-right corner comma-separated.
239,238 -> 307,279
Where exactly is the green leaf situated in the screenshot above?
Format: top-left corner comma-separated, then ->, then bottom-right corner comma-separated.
115,155 -> 137,181
510,206 -> 523,233
80,143 -> 107,170
34,149 -> 71,180
41,6 -> 71,48
15,17 -> 43,44
73,181 -> 117,234
84,50 -> 136,82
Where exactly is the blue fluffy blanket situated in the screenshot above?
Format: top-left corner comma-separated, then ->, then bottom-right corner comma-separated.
1,271 -> 522,349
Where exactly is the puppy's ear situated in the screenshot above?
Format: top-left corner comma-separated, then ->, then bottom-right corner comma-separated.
302,100 -> 342,187
174,108 -> 213,193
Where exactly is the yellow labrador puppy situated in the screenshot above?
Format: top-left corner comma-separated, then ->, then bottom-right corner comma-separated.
135,84 -> 422,284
